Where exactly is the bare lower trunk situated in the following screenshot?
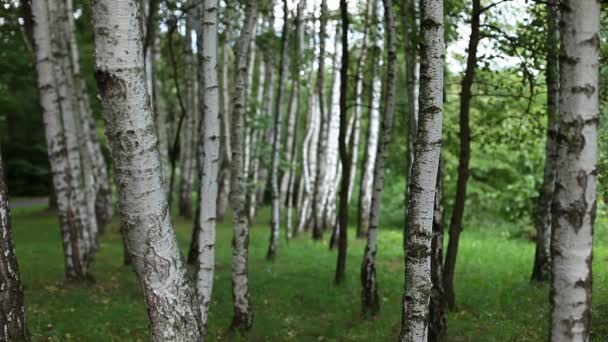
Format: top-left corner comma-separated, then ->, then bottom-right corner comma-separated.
429,161 -> 446,342
92,0 -> 203,339
0,149 -> 29,341
549,1 -> 599,340
268,0 -> 289,259
33,0 -> 94,280
312,0 -> 328,240
229,0 -> 257,331
443,0 -> 480,310
335,0 -> 350,284
154,34 -> 170,196
531,0 -> 559,285
196,0 -> 220,332
361,0 -> 395,314
217,43 -> 232,220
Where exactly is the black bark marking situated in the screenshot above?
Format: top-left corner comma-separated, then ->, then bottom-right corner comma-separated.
571,84 -> 596,98
95,70 -> 127,100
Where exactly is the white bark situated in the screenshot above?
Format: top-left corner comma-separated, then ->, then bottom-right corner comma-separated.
247,56 -> 266,221
195,0 -> 220,332
66,0 -> 113,229
550,1 -> 599,340
153,34 -> 170,195
229,0 -> 257,330
91,0 -> 202,339
357,16 -> 382,237
298,93 -> 320,232
399,0 -> 444,338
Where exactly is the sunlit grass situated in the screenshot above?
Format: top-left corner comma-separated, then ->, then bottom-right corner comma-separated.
12,206 -> 608,341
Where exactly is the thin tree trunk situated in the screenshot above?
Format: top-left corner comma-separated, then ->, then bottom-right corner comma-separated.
91,0 -> 203,339
229,0 -> 257,331
268,0 -> 289,260
549,1 -> 599,340
0,148 -> 29,341
247,54 -> 266,221
443,0 -> 480,310
66,0 -> 113,230
33,0 -> 94,280
335,0 -> 350,284
298,93 -> 320,233
531,0 -> 559,284
429,160 -> 446,342
357,4 -> 382,239
195,0 -> 220,332
399,0 -> 443,337
154,34 -> 171,195
312,0 -> 328,240
401,0 -> 419,182
361,0 -> 396,313
217,43 -> 231,220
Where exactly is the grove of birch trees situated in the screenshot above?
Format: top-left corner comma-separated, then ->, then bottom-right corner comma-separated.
0,0 -> 605,341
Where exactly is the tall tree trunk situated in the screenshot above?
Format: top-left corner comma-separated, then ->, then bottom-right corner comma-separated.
357,2 -> 382,239
0,148 -> 29,342
179,14 -> 196,219
247,54 -> 266,221
401,0 -> 419,181
549,1 -> 599,340
361,0 -> 396,314
399,0 -> 443,338
91,0 -> 203,339
298,93 -> 320,233
66,0 -> 113,230
428,160 -> 446,342
33,0 -> 95,280
311,0 -> 328,240
531,0 -> 559,284
268,0 -> 289,259
335,0 -> 350,284
217,42 -> 231,220
229,0 -> 257,331
195,0 -> 220,332
154,34 -> 171,195
443,0 -> 480,310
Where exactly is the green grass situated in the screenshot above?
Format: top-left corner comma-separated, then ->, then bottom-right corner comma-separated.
11,206 -> 608,341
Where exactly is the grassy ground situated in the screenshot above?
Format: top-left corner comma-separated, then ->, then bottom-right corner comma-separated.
11,205 -> 608,341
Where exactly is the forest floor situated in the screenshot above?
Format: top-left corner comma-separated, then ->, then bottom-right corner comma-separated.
11,203 -> 608,341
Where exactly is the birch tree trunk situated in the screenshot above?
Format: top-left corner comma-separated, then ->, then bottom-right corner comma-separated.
91,0 -> 203,339
247,55 -> 266,221
531,0 -> 559,284
154,34 -> 170,195
399,0 -> 443,336
268,0 -> 289,259
443,0 -> 480,310
196,0 -> 220,332
335,0 -> 350,284
66,0 -> 113,230
0,148 -> 29,342
357,2 -> 382,239
298,93 -> 320,233
429,160 -> 446,342
33,0 -> 95,280
549,1 -> 599,340
312,0 -> 329,240
179,15 -> 197,219
361,0 -> 394,314
229,0 -> 257,330
401,0 -> 420,181
217,42 -> 232,220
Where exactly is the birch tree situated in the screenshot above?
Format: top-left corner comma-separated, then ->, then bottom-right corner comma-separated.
91,0 -> 203,339
229,0 -> 257,330
0,148 -> 28,342
361,0 -> 395,314
357,1 -> 382,239
531,0 -> 559,284
401,0 -> 419,180
429,161 -> 446,342
195,0 -> 220,331
32,0 -> 96,280
312,0 -> 329,240
550,0 -> 599,340
268,0 -> 289,259
399,0 -> 444,338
